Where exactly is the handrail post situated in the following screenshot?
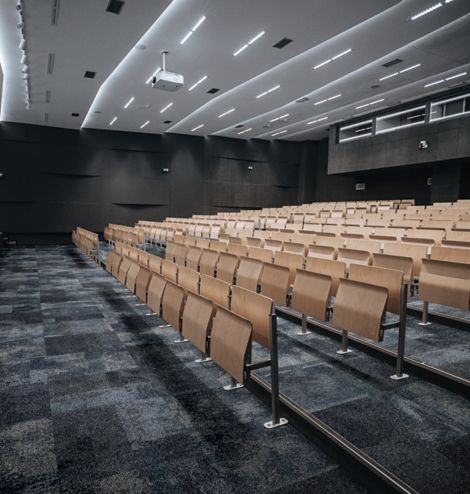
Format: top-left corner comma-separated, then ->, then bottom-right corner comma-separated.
391,283 -> 409,380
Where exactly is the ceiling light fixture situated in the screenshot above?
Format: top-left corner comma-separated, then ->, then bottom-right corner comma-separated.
218,108 -> 235,118
140,120 -> 150,129
233,30 -> 265,57
160,102 -> 173,113
237,127 -> 252,135
355,98 -> 385,110
180,15 -> 206,45
109,116 -> 117,126
445,71 -> 467,80
256,84 -> 280,98
188,75 -> 208,91
307,116 -> 328,125
191,124 -> 204,132
410,2 -> 442,20
314,48 -> 352,69
314,94 -> 341,105
123,96 -> 135,109
272,130 -> 287,137
400,63 -> 421,73
424,71 -> 467,87
270,113 -> 289,122
379,72 -> 398,81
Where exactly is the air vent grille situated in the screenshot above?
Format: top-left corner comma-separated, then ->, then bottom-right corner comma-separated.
207,88 -> 220,94
106,0 -> 125,14
84,71 -> 96,79
296,97 -> 309,103
45,90 -> 51,103
273,38 -> 293,49
382,58 -> 403,68
47,53 -> 55,74
51,0 -> 61,25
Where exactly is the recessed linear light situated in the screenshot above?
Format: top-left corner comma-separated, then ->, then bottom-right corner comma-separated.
191,124 -> 204,132
355,98 -> 385,110
256,84 -> 280,98
307,116 -> 328,125
272,129 -> 287,137
314,94 -> 341,105
109,116 -> 117,126
123,96 -> 135,109
140,120 -> 150,129
160,102 -> 173,113
313,48 -> 352,69
411,2 -> 442,20
270,113 -> 289,122
180,15 -> 206,45
218,108 -> 235,118
188,75 -> 208,91
400,63 -> 421,73
233,30 -> 265,56
379,63 -> 421,81
237,127 -> 252,135
424,71 -> 467,87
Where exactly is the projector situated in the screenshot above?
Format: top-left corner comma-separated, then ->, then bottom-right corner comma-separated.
152,70 -> 184,92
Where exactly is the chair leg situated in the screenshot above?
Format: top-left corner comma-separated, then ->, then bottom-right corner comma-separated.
336,330 -> 353,355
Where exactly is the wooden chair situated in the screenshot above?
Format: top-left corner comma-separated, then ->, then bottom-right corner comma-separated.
247,246 -> 274,263
147,274 -> 167,315
283,241 -> 307,256
273,251 -> 304,285
186,246 -> 202,271
431,245 -> 470,265
148,255 -> 162,275
209,240 -> 227,252
135,267 -> 152,302
161,259 -> 178,283
216,252 -> 239,284
177,266 -> 200,294
336,248 -> 371,270
382,242 -> 430,279
373,253 -> 413,289
200,274 -> 230,309
227,243 -> 248,258
265,239 -> 283,252
304,257 -> 346,296
235,257 -> 263,292
259,263 -> 290,306
199,249 -> 220,276
307,244 -> 337,260
117,256 -> 132,284
161,281 -> 186,341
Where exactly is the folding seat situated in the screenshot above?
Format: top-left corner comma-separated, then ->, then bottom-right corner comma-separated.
201,225 -> 211,238
209,225 -> 221,240
135,267 -> 152,302
344,238 -> 382,254
199,249 -> 220,276
382,242 -> 430,279
273,251 -> 304,285
148,255 -> 162,275
265,239 -> 283,252
174,243 -> 188,266
165,242 -> 177,262
161,281 -> 186,336
431,245 -> 470,264
184,236 -> 197,247
270,231 -> 290,242
446,230 -> 470,243
290,232 -> 315,245
227,243 -> 248,257
125,262 -> 141,292
194,225 -> 204,238
209,240 -> 227,252
235,257 -> 263,292
185,246 -> 202,271
304,257 -> 346,297
117,257 -> 133,284
196,238 -> 211,249
245,236 -> 264,248
199,274 -> 231,309
404,229 -> 444,242
187,224 -> 196,236
129,248 -> 139,262
336,248 -> 371,270
216,253 -> 239,284
291,270 -> 332,324
307,244 -> 338,261
181,292 -> 214,359
138,251 -> 150,268
372,253 -> 413,289
105,251 -> 118,273
161,259 -> 178,283
247,246 -> 274,264
259,263 -> 290,306
283,241 -> 307,256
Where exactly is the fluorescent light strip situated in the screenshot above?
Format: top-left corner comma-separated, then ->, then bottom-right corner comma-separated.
328,94 -> 341,101
314,94 -> 341,106
446,71 -> 467,81
307,116 -> 328,125
272,130 -> 287,137
355,98 -> 385,110
218,108 -> 235,118
180,15 -> 206,45
424,71 -> 467,88
400,63 -> 421,73
188,75 -> 208,91
140,121 -> 150,129
379,72 -> 398,81
424,79 -> 445,88
191,124 -> 204,132
233,31 -> 265,57
237,127 -> 252,135
411,2 -> 442,20
160,102 -> 173,113
270,113 -> 289,123
256,85 -> 280,98
109,117 -> 117,126
314,48 -> 352,69
313,59 -> 331,70
124,97 -> 135,109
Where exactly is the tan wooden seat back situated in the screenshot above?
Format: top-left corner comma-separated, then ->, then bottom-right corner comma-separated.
129,249 -> 139,262
117,256 -> 132,284
165,241 -> 177,262
147,274 -> 166,315
210,306 -> 252,384
135,267 -> 152,302
125,262 -> 141,292
419,259 -> 470,310
196,238 -> 211,250
265,239 -> 283,251
235,257 -> 263,292
148,255 -> 162,275
231,285 -> 273,349
161,259 -> 178,283
174,243 -> 188,266
162,281 -> 186,331
200,274 -> 230,309
199,249 -> 220,276
182,292 -> 214,354
382,242 -> 429,278
307,244 -> 337,260
106,251 -> 118,273
247,246 -> 273,263
138,251 -> 150,268
259,263 -> 290,306
283,241 -> 307,256
291,270 -> 331,321
315,235 -> 345,249
333,279 -> 388,342
290,232 -> 315,245
184,236 -> 197,247
216,252 -> 239,284
348,264 -> 403,315
304,257 -> 346,296
337,248 -> 371,269
111,253 -> 122,277
344,238 -> 382,254
246,237 -> 264,247
186,246 -> 202,271
227,243 -> 248,257
431,245 -> 470,265
209,240 -> 227,252
446,230 -> 470,243
372,253 -> 413,287
274,251 -> 304,285
177,266 -> 200,293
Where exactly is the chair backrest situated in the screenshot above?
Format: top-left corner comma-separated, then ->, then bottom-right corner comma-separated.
348,264 -> 403,315
382,242 -> 429,278
431,245 -> 470,265
259,263 -> 290,306
231,285 -> 273,349
148,255 -> 162,275
315,235 -> 345,249
209,240 -> 227,252
372,253 -> 413,287
227,243 -> 248,257
181,292 -> 214,354
196,238 -> 211,249
333,279 -> 388,342
336,248 -> 371,269
106,250 -> 118,273
246,236 -> 264,247
135,267 -> 152,302
290,270 -> 331,321
216,252 -> 239,284
117,256 -> 132,284
177,266 -> 200,294
199,249 -> 220,276
110,252 -> 123,277
344,238 -> 382,254
186,246 -> 202,271
235,257 -> 263,292
283,241 -> 307,256
125,262 -> 141,292
161,281 -> 186,330
307,244 -> 337,260
147,274 -> 166,315
161,259 -> 178,283
199,274 -> 230,309
247,246 -> 274,263
138,251 -> 150,268
304,257 -> 346,296
445,230 -> 470,243
274,251 -> 305,285
210,306 -> 252,384
174,243 -> 188,266
419,258 -> 470,310
265,239 -> 283,252
290,232 -> 316,245
165,241 -> 177,262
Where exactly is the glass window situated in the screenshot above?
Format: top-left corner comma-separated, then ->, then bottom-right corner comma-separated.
338,120 -> 373,142
430,93 -> 470,122
376,106 -> 425,134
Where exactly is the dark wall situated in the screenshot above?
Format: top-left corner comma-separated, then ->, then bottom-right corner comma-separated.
0,122 -> 307,237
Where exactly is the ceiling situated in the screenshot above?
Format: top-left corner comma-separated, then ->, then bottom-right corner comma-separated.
0,0 -> 469,141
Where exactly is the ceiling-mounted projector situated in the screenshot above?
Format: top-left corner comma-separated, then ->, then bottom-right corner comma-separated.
152,51 -> 184,92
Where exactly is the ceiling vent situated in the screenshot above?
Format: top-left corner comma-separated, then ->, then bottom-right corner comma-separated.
235,124 -> 244,128
296,96 -> 309,103
47,53 -> 55,74
356,183 -> 366,191
382,58 -> 403,68
45,90 -> 51,103
71,113 -> 80,117
273,38 -> 293,49
106,0 -> 125,14
84,71 -> 96,78
51,0 -> 60,25
207,88 -> 220,94
163,120 -> 172,124
43,112 -> 49,122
